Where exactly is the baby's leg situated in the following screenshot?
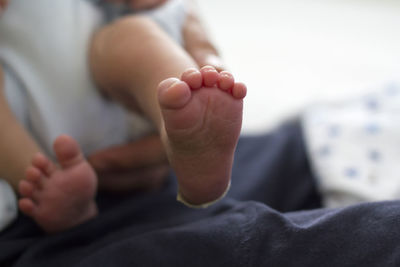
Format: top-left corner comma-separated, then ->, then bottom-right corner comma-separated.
90,15 -> 197,127
19,135 -> 97,233
90,16 -> 246,205
0,66 -> 42,192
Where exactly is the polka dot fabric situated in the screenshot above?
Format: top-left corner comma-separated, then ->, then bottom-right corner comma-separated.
302,82 -> 400,208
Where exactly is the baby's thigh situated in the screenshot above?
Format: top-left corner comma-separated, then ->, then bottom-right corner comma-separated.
0,63 -> 29,128
97,0 -> 186,44
0,66 -> 18,231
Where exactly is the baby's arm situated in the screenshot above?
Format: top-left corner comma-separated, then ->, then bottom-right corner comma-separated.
0,65 -> 42,191
104,0 -> 224,70
183,0 -> 225,71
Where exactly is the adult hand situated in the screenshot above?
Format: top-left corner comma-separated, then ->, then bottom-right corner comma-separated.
183,1 -> 226,72
0,0 -> 9,12
87,134 -> 169,193
106,0 -> 168,10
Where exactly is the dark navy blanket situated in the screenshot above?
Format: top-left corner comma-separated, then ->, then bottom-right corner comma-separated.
1,121 -> 400,267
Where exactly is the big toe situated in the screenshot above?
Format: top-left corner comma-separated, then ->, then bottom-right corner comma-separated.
53,135 -> 84,168
158,78 -> 191,110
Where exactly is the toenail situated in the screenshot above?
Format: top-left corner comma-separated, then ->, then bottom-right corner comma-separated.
187,71 -> 200,78
186,68 -> 199,73
169,80 -> 186,90
203,69 -> 215,73
201,66 -> 216,72
169,78 -> 180,83
160,78 -> 179,89
220,72 -> 232,78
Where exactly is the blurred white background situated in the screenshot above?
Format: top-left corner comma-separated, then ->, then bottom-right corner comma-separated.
197,0 -> 400,134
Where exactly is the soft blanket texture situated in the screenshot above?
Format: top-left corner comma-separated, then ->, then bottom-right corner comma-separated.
302,82 -> 400,208
1,121 -> 400,267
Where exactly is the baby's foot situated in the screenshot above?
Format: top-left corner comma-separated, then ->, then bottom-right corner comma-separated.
18,135 -> 98,233
158,66 -> 246,206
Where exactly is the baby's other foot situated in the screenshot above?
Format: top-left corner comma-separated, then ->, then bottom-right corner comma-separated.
158,66 -> 246,206
18,135 -> 97,233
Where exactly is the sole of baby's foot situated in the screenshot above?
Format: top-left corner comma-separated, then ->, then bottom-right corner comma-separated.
18,135 -> 98,233
158,66 -> 246,206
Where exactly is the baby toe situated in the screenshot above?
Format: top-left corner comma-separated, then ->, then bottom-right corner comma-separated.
218,71 -> 235,92
25,166 -> 42,183
181,68 -> 202,90
200,66 -> 219,87
18,180 -> 35,198
232,82 -> 247,99
18,198 -> 36,217
32,153 -> 56,176
158,78 -> 191,109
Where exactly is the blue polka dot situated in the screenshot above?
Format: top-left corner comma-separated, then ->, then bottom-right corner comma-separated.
365,123 -> 380,134
344,168 -> 359,178
327,125 -> 340,138
318,145 -> 331,157
365,98 -> 379,111
368,150 -> 381,162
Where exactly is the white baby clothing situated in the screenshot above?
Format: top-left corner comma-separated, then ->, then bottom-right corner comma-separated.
0,0 -> 186,157
302,82 -> 400,208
